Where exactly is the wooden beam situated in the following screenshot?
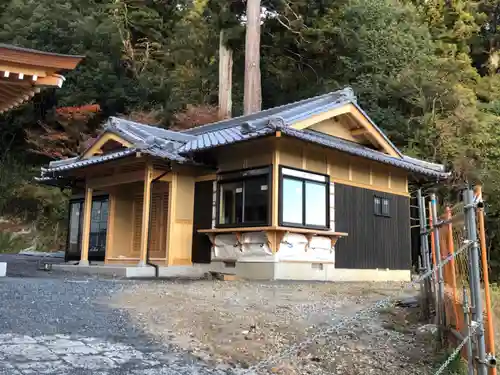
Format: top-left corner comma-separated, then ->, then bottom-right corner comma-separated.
272,146 -> 280,226
105,193 -> 116,261
79,186 -> 93,266
291,105 -> 351,130
87,170 -> 145,189
351,128 -> 368,136
82,132 -> 133,159
0,79 -> 32,87
138,163 -> 153,266
347,106 -> 400,157
0,85 -> 27,99
35,74 -> 65,88
0,45 -> 83,70
195,174 -> 216,182
291,103 -> 401,158
153,170 -> 173,182
166,173 -> 178,265
0,64 -> 48,78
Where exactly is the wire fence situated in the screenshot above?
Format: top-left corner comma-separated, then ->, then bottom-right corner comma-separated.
419,187 -> 496,375
237,186 -> 496,375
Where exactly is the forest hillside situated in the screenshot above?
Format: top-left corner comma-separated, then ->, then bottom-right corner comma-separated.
2,0 -> 500,277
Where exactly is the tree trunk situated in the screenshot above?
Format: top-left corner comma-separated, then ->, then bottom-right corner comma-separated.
243,0 -> 262,115
218,29 -> 233,119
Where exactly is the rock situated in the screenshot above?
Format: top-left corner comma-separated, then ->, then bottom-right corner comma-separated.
395,296 -> 420,308
416,324 -> 439,336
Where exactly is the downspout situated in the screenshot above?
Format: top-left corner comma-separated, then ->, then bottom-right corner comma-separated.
146,169 -> 170,277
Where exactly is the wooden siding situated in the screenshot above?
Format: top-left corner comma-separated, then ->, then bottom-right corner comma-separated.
216,138 -> 274,172
308,117 -> 358,142
278,138 -> 408,196
166,172 -> 196,265
112,189 -> 135,258
131,183 -> 169,259
334,183 -> 411,270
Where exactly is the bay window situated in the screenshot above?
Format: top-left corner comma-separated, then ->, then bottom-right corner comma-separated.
217,167 -> 271,227
280,167 -> 329,229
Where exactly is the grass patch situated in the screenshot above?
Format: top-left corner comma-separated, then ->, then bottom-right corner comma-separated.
433,348 -> 468,375
0,231 -> 30,253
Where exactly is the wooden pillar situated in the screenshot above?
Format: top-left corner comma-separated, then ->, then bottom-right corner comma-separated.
272,145 -> 280,226
104,192 -> 115,262
166,172 -> 178,266
79,186 -> 93,266
138,163 -> 153,266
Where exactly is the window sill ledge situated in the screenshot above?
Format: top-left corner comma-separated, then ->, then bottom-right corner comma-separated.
198,226 -> 347,237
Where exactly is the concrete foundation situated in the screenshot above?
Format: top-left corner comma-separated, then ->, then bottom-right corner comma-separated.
205,260 -> 411,282
51,263 -> 207,279
0,262 -> 6,277
51,261 -> 410,282
51,263 -> 154,278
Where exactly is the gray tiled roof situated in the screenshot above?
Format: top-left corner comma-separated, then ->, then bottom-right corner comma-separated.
180,87 -> 402,158
42,149 -> 137,173
40,87 -> 448,179
42,117 -> 189,175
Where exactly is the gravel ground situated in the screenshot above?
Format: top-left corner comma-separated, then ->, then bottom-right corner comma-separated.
111,279 -> 440,375
0,255 -> 443,375
0,255 -> 229,375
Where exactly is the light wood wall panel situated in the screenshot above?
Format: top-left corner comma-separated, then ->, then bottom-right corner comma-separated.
351,158 -> 371,185
304,146 -> 328,174
391,171 -> 408,193
372,163 -> 390,189
166,172 -> 196,265
278,138 -> 408,196
216,139 -> 274,172
280,146 -> 302,169
309,118 -> 357,142
112,188 -> 135,258
329,152 -> 351,180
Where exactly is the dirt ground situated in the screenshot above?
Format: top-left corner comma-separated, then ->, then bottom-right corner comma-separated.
109,279 -> 443,374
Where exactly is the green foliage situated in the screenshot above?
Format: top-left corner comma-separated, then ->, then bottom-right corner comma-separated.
1,0 -> 500,273
0,232 -> 29,254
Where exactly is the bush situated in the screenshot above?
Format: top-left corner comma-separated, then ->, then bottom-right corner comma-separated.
0,232 -> 30,253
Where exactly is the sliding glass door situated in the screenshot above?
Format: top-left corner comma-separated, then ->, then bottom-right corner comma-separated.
66,196 -> 108,261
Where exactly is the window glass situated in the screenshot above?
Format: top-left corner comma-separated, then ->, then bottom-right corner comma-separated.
281,168 -> 329,229
68,202 -> 81,253
244,177 -> 268,223
305,181 -> 327,226
374,196 -> 390,217
374,196 -> 381,215
282,177 -> 304,224
219,181 -> 243,225
382,198 -> 390,216
90,200 -> 109,253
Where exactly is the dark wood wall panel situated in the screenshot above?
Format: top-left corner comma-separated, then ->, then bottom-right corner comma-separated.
191,181 -> 214,263
335,183 -> 411,269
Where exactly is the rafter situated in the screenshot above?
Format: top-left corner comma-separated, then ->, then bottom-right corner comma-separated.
351,128 -> 368,136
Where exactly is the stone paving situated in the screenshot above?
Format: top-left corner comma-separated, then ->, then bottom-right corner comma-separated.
0,333 -> 222,375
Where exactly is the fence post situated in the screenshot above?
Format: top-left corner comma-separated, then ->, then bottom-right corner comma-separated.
475,186 -> 497,375
464,287 -> 475,375
464,188 -> 488,375
417,189 -> 431,319
446,206 -> 460,330
431,193 -> 446,332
